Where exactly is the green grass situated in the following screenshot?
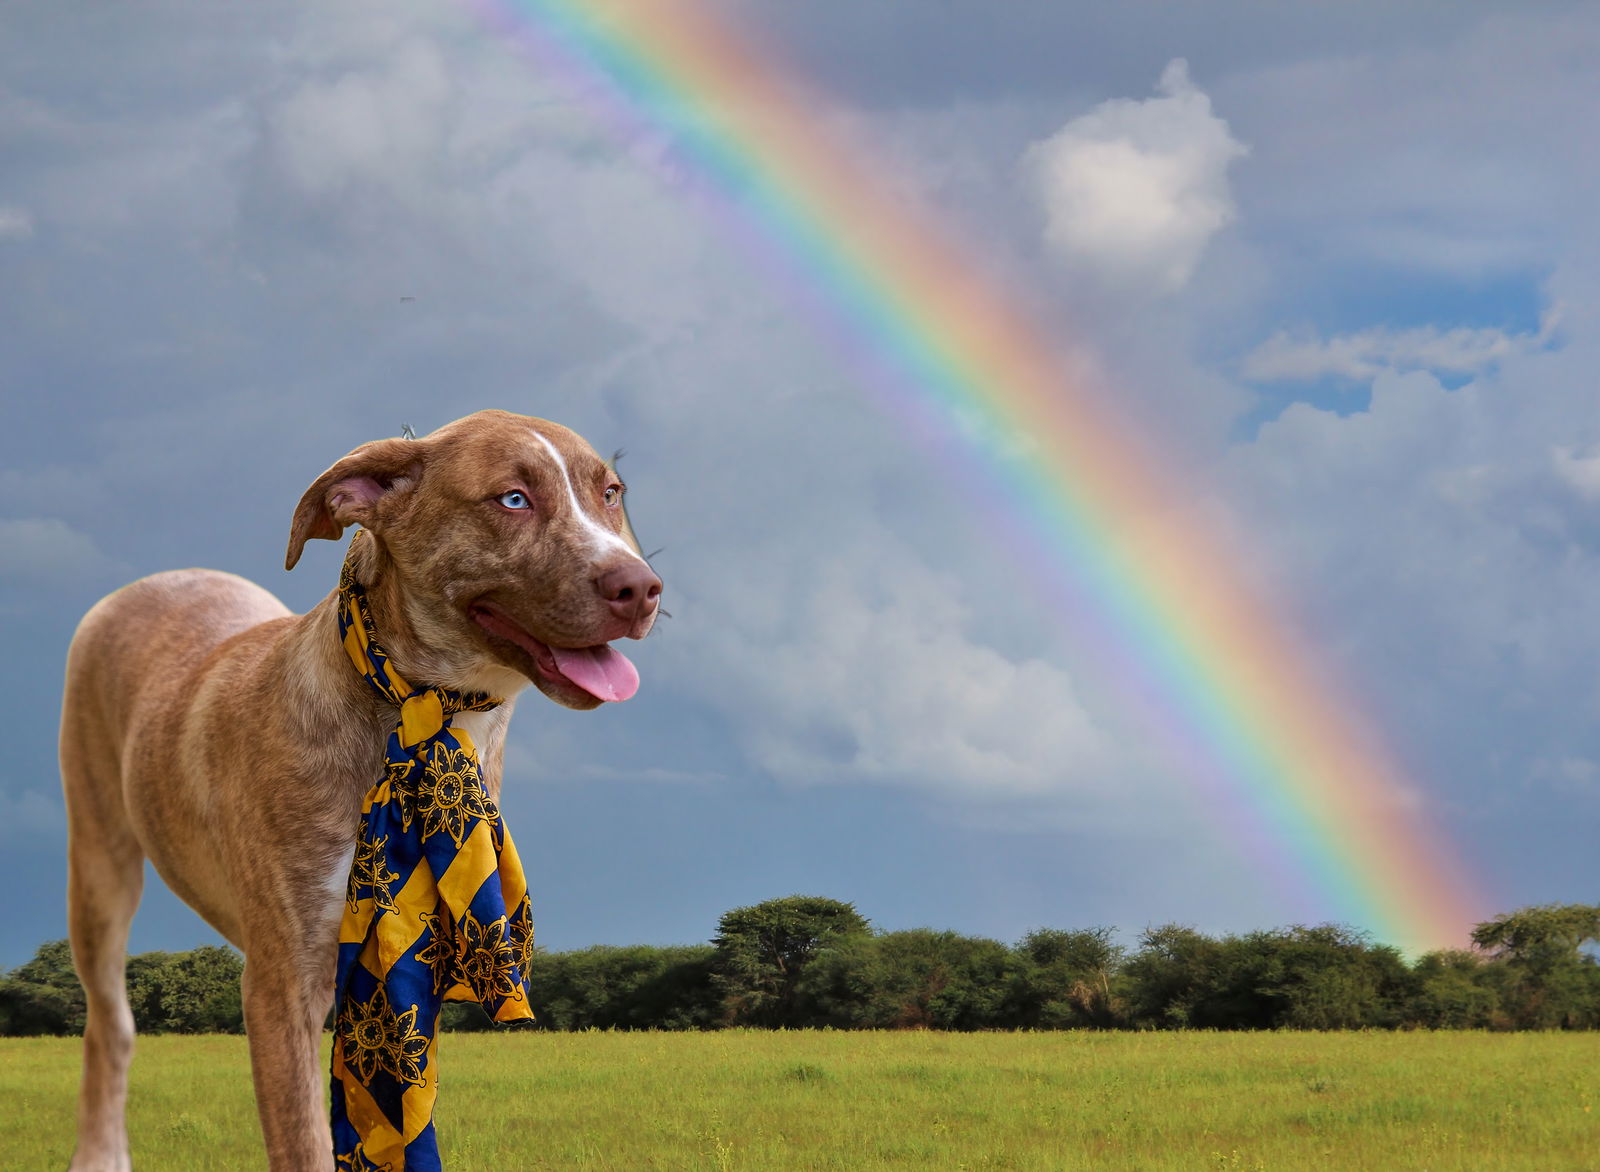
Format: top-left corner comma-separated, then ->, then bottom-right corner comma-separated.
4,1030 -> 1595,1169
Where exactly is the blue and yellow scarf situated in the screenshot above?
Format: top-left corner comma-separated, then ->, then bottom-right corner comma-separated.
331,531 -> 534,1172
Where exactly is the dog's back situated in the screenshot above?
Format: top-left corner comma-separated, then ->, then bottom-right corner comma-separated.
65,570 -> 291,743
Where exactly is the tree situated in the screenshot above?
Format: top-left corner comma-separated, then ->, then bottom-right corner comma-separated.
1471,904 -> 1600,965
1253,925 -> 1410,1030
521,944 -> 718,1031
711,896 -> 869,1026
1010,927 -> 1125,1028
153,946 -> 244,1033
1406,950 -> 1501,1028
1471,904 -> 1600,1029
0,939 -> 86,1035
1121,924 -> 1222,1029
0,940 -> 247,1036
119,945 -> 246,1033
875,929 -> 1017,1029
126,950 -> 179,1032
1121,923 -> 1407,1029
793,929 -> 1024,1029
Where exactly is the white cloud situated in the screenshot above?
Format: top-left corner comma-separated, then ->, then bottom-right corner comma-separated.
239,19 -> 736,344
0,788 -> 64,844
1530,756 -> 1600,799
1024,59 -> 1248,294
682,538 -> 1110,801
1243,306 -> 1560,383
0,518 -> 126,584
265,38 -> 453,200
1223,322 -> 1600,823
1551,444 -> 1600,502
1212,12 -> 1597,284
0,205 -> 32,240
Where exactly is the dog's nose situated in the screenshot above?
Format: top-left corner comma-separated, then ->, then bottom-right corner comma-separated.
598,561 -> 662,625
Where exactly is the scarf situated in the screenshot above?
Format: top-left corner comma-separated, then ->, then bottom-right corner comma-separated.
330,531 -> 534,1172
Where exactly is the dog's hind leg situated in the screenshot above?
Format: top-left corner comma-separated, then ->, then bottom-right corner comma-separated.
62,697 -> 144,1172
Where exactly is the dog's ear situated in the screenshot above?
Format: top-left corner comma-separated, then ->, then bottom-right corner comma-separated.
285,438 -> 424,571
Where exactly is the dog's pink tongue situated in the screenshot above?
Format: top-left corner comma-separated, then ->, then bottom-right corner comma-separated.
550,644 -> 639,702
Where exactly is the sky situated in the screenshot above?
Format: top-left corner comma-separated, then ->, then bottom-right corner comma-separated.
3,0 -> 1598,969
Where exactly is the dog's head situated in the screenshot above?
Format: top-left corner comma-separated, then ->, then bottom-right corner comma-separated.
285,410 -> 661,710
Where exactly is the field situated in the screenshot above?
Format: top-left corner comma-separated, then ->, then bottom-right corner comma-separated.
4,1030 -> 1594,1170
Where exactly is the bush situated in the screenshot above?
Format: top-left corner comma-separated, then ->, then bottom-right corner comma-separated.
1009,927 -> 1125,1028
6,900 -> 1599,1036
1406,950 -> 1501,1028
0,940 -> 85,1035
525,944 -> 719,1031
796,929 -> 1023,1030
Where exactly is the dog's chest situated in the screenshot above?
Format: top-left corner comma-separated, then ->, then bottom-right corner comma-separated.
315,843 -> 357,943
315,706 -> 507,921
451,708 -> 503,748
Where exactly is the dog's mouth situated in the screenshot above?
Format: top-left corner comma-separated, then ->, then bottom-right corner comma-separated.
468,601 -> 639,703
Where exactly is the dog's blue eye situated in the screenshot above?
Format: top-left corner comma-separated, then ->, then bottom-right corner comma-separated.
497,491 -> 530,510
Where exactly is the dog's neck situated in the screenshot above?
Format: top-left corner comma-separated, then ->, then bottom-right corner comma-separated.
273,560 -> 519,804
322,534 -> 520,798
340,531 -> 528,700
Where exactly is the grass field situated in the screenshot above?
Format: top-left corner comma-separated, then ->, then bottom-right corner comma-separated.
4,1030 -> 1594,1170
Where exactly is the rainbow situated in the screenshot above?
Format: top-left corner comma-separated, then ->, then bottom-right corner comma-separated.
469,0 -> 1484,951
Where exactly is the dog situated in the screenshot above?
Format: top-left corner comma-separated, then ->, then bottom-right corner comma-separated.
60,410 -> 660,1170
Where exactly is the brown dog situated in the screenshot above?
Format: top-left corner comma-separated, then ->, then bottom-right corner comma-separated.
60,410 -> 660,1170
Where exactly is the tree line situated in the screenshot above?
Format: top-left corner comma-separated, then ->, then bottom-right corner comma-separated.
3,898 -> 1596,1036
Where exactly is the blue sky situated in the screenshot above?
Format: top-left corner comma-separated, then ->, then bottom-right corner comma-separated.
3,0 -> 1597,968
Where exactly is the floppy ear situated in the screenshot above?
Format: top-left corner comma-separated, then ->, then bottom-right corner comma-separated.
285,437 -> 425,571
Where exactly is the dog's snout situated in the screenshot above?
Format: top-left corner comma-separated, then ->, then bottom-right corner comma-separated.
598,561 -> 662,625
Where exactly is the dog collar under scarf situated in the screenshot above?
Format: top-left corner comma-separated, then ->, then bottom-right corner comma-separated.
330,530 -> 535,1172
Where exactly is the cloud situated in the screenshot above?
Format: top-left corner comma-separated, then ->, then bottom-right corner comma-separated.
1024,59 -> 1247,294
0,788 -> 64,844
265,38 -> 454,201
1210,12 -> 1597,284
572,763 -> 728,786
1551,444 -> 1600,502
682,537 -> 1110,801
237,19 -> 737,346
1243,306 -> 1561,383
0,205 -> 32,240
1223,322 -> 1600,849
1530,756 -> 1600,799
0,518 -> 127,585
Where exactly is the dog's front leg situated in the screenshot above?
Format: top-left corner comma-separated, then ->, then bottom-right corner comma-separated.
241,938 -> 338,1171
